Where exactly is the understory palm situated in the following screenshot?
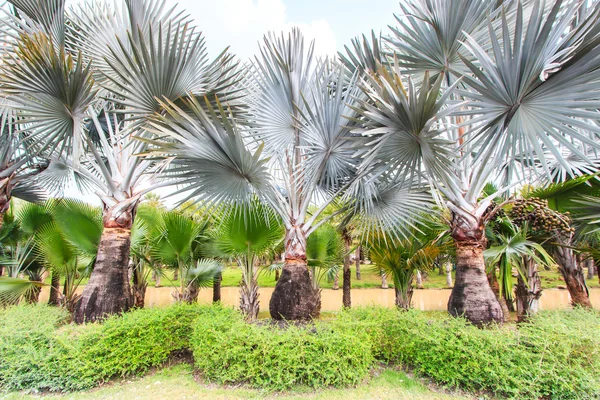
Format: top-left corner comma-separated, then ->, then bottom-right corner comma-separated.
212,202 -> 283,321
0,199 -> 102,311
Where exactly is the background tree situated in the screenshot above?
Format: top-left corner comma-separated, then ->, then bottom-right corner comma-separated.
150,210 -> 220,304
212,201 -> 283,321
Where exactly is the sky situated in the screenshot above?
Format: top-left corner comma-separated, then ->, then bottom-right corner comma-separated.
61,0 -> 401,204
182,0 -> 399,59
67,0 -> 400,60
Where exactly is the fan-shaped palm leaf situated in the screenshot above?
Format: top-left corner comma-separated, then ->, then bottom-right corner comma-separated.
184,259 -> 222,289
1,32 -> 96,160
144,96 -> 273,207
459,0 -> 600,174
52,199 -> 102,256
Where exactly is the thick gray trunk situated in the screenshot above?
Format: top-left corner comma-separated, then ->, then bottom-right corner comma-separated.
448,213 -> 503,325
74,227 -> 133,323
269,226 -> 320,320
448,241 -> 503,325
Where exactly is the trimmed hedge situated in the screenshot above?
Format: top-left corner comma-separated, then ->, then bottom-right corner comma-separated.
1,303 -> 599,398
337,307 -> 600,399
190,305 -> 373,390
0,304 -> 206,391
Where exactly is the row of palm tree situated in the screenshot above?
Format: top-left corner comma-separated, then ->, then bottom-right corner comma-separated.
1,0 -> 599,325
0,197 -> 353,321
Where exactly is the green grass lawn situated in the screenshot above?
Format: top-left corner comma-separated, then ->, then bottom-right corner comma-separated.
3,363 -> 468,400
45,263 -> 600,291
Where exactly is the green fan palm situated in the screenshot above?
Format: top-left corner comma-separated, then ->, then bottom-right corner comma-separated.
368,231 -> 442,310
150,210 -> 220,304
485,220 -> 555,321
0,199 -> 101,309
305,223 -> 344,291
212,201 -> 283,321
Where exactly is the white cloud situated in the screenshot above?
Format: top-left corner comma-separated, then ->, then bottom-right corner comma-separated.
65,0 -> 337,60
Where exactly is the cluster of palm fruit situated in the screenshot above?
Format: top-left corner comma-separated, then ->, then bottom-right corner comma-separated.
508,197 -> 575,235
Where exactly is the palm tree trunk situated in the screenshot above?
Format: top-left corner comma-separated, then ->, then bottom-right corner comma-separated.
381,271 -> 389,289
213,271 -> 222,303
586,257 -> 595,280
332,270 -> 339,290
74,201 -> 137,323
394,271 -> 414,310
131,265 -> 147,308
183,281 -> 199,304
515,256 -> 542,322
355,246 -> 361,280
395,286 -> 414,310
449,240 -> 503,325
74,227 -> 133,323
554,242 -> 592,308
342,233 -> 352,308
48,272 -> 60,305
269,227 -> 320,320
445,261 -> 453,288
448,212 -> 502,325
0,176 -> 11,231
416,270 -> 424,289
240,277 -> 259,321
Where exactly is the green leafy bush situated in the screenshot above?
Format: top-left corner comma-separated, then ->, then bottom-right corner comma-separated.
190,305 -> 373,390
0,304 -> 207,391
339,307 -> 600,399
2,303 -> 599,398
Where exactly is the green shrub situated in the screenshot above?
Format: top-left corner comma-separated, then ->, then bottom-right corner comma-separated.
340,307 -> 600,399
77,304 -> 204,381
2,303 -> 599,398
191,305 -> 373,390
0,304 -> 210,392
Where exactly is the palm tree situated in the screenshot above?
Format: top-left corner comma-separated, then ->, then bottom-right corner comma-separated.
0,199 -> 102,311
144,31 -> 429,320
524,176 -> 600,308
305,223 -> 344,293
368,225 -> 445,310
484,218 -> 555,322
212,201 -> 283,321
346,0 -> 600,324
150,210 -> 221,304
1,0 -> 239,322
128,204 -> 165,308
